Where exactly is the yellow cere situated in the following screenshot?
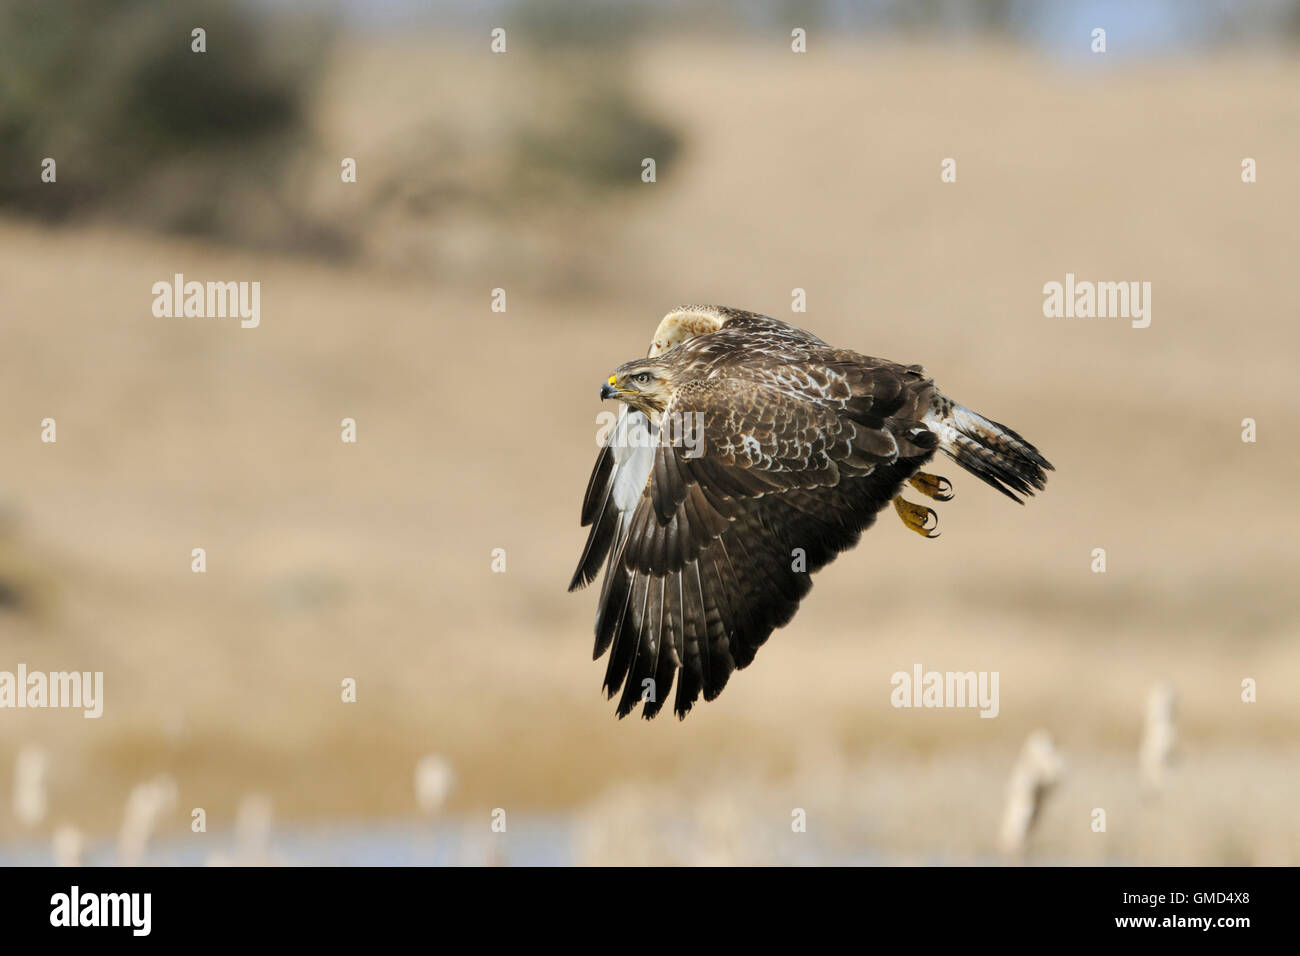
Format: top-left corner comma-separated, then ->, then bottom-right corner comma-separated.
607,374 -> 617,386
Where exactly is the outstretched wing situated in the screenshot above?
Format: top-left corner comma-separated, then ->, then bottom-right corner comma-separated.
571,323 -> 939,719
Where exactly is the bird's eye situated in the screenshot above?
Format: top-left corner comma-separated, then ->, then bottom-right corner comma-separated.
632,372 -> 652,385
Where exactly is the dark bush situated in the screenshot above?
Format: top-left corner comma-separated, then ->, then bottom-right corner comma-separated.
0,0 -> 330,239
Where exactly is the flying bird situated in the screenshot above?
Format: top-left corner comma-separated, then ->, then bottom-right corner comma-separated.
570,306 -> 1053,720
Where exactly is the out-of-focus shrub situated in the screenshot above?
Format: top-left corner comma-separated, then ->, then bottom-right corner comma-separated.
0,0 -> 335,249
0,0 -> 682,282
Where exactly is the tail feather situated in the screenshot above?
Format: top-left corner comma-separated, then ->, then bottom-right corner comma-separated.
926,399 -> 1053,504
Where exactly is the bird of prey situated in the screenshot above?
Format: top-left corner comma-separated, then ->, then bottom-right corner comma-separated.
569,305 -> 1053,720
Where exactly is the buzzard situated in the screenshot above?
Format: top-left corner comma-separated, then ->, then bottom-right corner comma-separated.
570,306 -> 1052,720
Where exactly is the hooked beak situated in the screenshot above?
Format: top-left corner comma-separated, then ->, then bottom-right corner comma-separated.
600,375 -> 619,400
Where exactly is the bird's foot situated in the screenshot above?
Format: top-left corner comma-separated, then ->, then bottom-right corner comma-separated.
893,496 -> 940,538
908,472 -> 953,502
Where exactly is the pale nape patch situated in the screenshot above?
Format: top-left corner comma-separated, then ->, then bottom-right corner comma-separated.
648,306 -> 727,357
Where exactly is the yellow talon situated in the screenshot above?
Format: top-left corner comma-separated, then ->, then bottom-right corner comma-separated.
909,472 -> 953,502
894,496 -> 940,538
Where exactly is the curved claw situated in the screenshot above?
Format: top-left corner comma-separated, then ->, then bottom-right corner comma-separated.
909,472 -> 954,502
893,496 -> 941,539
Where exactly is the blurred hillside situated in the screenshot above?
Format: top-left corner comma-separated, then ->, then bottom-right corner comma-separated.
0,21 -> 1298,864
0,0 -> 678,288
0,0 -> 331,245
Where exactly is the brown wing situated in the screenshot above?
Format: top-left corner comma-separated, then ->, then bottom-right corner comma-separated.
572,349 -> 939,719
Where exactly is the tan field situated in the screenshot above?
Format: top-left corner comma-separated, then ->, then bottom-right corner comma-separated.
1,38 -> 1297,864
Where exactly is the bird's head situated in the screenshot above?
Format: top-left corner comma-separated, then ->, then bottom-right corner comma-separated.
600,358 -> 674,416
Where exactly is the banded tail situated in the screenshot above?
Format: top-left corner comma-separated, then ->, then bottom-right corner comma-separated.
924,397 -> 1054,503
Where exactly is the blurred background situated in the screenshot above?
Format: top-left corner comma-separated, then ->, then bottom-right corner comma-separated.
1,0 -> 1298,865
